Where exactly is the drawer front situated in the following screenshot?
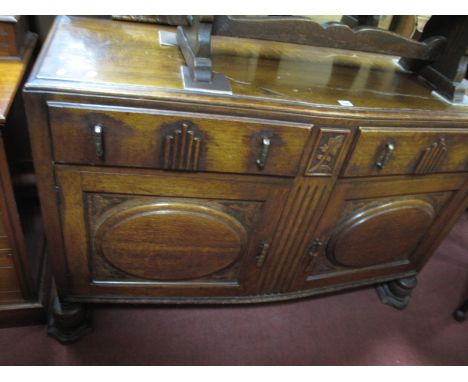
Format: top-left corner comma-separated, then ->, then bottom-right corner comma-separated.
0,291 -> 23,304
0,23 -> 17,56
0,249 -> 14,267
48,103 -> 310,177
0,267 -> 20,292
344,127 -> 468,177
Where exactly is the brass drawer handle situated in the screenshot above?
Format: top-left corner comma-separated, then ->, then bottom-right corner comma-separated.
376,142 -> 395,169
256,241 -> 270,268
94,125 -> 104,159
256,136 -> 271,169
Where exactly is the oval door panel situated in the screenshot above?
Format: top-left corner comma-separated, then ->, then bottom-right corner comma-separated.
327,199 -> 435,268
95,202 -> 248,280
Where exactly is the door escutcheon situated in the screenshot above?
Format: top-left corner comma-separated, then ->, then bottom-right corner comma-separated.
256,241 -> 270,267
256,136 -> 271,170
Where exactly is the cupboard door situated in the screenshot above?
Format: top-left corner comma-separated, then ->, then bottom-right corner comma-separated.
55,166 -> 289,299
291,175 -> 466,291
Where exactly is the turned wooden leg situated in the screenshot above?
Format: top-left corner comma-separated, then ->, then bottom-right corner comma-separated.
47,297 -> 92,344
376,276 -> 418,310
454,300 -> 468,322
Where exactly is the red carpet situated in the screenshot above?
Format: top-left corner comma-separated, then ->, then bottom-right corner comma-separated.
1,213 -> 467,365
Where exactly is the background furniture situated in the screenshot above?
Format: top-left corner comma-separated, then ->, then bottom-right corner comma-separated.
24,16 -> 468,343
155,15 -> 467,102
0,16 -> 50,327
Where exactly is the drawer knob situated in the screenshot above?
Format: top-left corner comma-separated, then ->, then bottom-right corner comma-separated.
256,136 -> 271,170
376,142 -> 395,169
94,125 -> 104,159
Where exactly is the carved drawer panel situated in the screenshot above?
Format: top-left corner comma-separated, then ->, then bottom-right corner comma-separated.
0,291 -> 23,304
0,23 -> 14,56
47,102 -> 310,177
0,19 -> 26,57
343,127 -> 468,177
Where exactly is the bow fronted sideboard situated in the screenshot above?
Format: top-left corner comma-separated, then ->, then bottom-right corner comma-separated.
23,16 -> 468,343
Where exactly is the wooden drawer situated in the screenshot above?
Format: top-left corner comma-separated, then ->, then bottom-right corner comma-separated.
0,17 -> 27,57
0,267 -> 20,292
47,102 -> 310,177
0,249 -> 14,267
343,127 -> 468,177
0,237 -> 11,249
0,23 -> 14,56
0,291 -> 23,304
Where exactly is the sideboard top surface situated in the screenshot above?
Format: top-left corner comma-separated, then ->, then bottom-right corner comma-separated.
25,16 -> 468,121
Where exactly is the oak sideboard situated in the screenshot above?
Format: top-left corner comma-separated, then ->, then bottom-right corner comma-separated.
24,16 -> 468,343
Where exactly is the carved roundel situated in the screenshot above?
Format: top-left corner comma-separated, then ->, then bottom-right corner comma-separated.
326,199 -> 436,268
94,202 -> 247,280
